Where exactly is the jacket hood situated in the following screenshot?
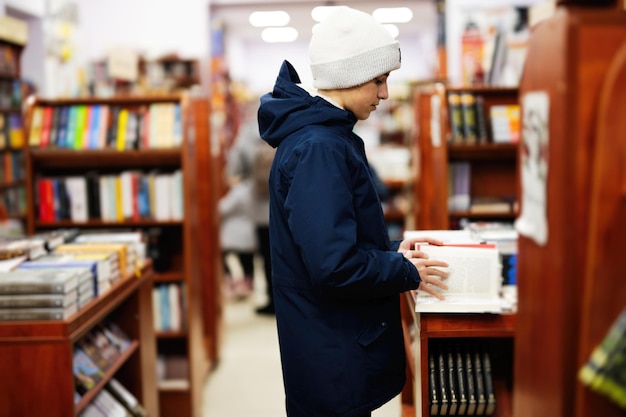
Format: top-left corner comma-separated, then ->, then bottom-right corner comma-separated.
258,60 -> 357,148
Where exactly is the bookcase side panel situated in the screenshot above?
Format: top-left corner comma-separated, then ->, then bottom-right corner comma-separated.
0,341 -> 74,417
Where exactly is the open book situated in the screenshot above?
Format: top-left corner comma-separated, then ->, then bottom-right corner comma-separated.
414,244 -> 503,313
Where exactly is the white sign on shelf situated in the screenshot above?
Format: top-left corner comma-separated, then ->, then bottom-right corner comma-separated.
515,90 -> 549,246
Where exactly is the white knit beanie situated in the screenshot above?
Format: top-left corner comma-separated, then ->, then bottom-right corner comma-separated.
309,6 -> 401,90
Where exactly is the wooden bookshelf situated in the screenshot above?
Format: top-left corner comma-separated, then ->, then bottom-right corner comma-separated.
513,4 -> 626,417
412,84 -> 519,231
0,27 -> 27,224
22,93 -> 221,417
0,261 -> 158,417
402,83 -> 520,415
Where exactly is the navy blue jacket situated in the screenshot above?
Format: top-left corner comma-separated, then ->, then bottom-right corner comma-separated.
258,61 -> 422,417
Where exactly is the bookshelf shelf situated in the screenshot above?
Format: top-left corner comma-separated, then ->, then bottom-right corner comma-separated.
0,263 -> 159,417
29,148 -> 182,168
401,291 -> 516,417
22,93 -> 222,417
412,83 -> 519,231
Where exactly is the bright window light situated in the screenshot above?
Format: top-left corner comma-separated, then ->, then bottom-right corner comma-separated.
249,10 -> 290,27
373,7 -> 413,23
261,27 -> 299,43
311,6 -> 342,22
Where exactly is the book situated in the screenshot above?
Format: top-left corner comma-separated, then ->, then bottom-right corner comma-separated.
465,349 -> 477,415
447,345 -> 459,415
77,332 -> 113,371
28,106 -> 44,147
474,95 -> 489,144
18,260 -> 99,295
73,347 -> 105,393
0,291 -> 76,308
428,352 -> 440,415
460,92 -> 478,144
490,104 -> 521,143
100,320 -> 131,352
437,349 -> 450,415
482,349 -> 497,415
55,242 -> 129,277
0,303 -> 77,321
474,346 -> 487,415
0,268 -> 80,294
39,106 -> 54,147
414,244 -> 503,313
447,92 -> 465,144
56,106 -> 70,148
64,176 -> 89,222
455,345 -> 468,415
93,388 -> 131,417
578,307 -> 626,409
106,378 -> 149,417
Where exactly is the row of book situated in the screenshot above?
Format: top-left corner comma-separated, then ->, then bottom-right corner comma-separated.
448,161 -> 516,214
36,169 -> 184,223
0,149 -> 24,184
0,111 -> 25,149
1,184 -> 26,218
152,282 -> 186,332
0,78 -> 22,109
447,91 -> 520,145
0,44 -> 19,77
0,229 -> 146,321
73,321 -> 149,417
28,102 -> 183,150
429,343 -> 496,416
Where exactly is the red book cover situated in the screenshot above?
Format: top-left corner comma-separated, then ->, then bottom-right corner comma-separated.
39,106 -> 54,148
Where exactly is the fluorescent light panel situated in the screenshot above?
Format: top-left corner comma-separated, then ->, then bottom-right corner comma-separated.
249,10 -> 290,27
373,7 -> 413,23
261,27 -> 298,43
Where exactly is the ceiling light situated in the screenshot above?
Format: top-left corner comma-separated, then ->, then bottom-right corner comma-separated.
373,7 -> 413,24
261,27 -> 298,43
311,6 -> 342,22
249,10 -> 290,27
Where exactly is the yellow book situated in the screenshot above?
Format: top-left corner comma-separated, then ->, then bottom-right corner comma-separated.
28,106 -> 44,147
116,108 -> 129,151
55,243 -> 129,279
115,176 -> 124,221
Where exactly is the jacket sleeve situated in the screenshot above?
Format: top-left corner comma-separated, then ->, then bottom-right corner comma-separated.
283,142 -> 421,299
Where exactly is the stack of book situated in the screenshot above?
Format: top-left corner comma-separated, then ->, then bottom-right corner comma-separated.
428,342 -> 497,416
55,242 -> 128,281
0,268 -> 88,320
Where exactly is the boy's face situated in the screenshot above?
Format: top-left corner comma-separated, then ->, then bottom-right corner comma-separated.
338,74 -> 390,120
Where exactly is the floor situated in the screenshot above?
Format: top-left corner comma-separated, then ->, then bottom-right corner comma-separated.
201,256 -> 402,417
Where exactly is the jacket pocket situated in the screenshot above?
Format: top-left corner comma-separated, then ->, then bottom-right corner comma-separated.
356,320 -> 389,347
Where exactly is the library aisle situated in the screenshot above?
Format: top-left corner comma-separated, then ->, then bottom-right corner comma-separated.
201,257 -> 401,417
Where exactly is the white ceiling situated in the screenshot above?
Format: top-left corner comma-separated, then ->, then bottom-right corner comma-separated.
209,1 -> 436,44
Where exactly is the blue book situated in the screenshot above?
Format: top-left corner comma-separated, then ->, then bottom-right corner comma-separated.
64,106 -> 78,149
88,105 -> 101,149
18,260 -> 98,294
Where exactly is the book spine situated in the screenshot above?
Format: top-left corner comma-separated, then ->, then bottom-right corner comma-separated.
429,352 -> 440,415
474,95 -> 489,144
465,349 -> 477,415
0,283 -> 65,294
474,346 -> 487,415
447,345 -> 459,415
447,92 -> 465,145
438,348 -> 450,415
455,345 -> 468,415
461,93 -> 478,144
0,308 -> 66,320
482,349 -> 497,415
